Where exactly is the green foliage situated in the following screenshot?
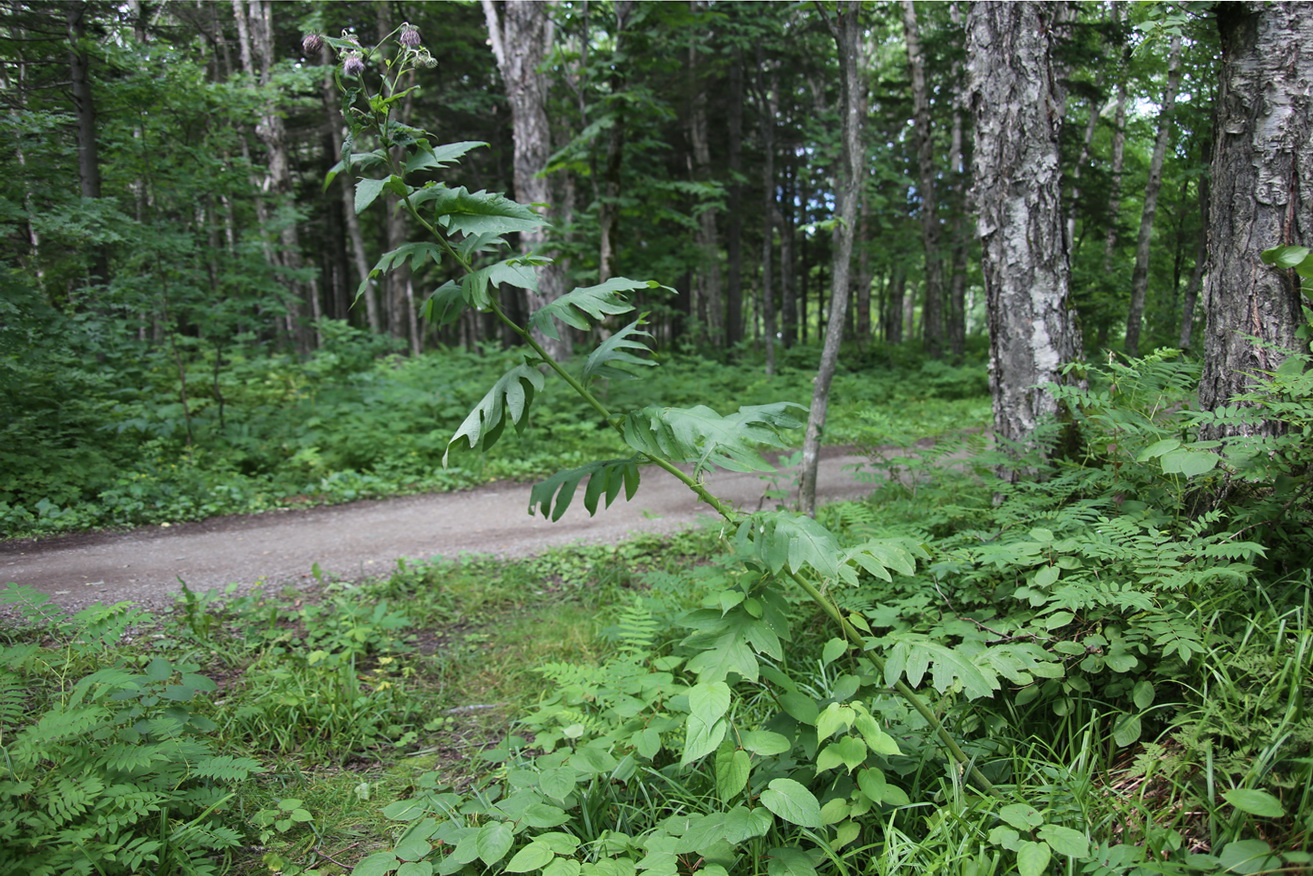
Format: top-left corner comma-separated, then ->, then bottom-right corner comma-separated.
0,597 -> 261,876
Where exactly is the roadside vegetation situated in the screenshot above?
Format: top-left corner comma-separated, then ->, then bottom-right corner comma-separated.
0,337 -> 986,540
3,350 -> 1310,876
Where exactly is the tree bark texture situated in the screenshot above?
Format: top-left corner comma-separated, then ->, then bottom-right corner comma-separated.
482,0 -> 571,361
1199,3 -> 1313,436
800,2 -> 862,516
754,51 -> 779,376
687,10 -> 722,346
966,1 -> 1082,465
1124,35 -> 1183,357
725,50 -> 745,348
902,0 -> 944,359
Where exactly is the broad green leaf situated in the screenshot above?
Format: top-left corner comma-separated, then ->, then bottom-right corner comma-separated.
1112,713 -> 1142,746
1260,244 -> 1311,268
421,281 -> 463,326
461,259 -> 539,312
682,681 -> 730,766
584,320 -> 656,382
445,364 -> 544,464
405,140 -> 485,174
1017,841 -> 1051,876
856,768 -> 890,804
1132,680 -> 1156,710
998,804 -> 1044,830
1160,447 -> 1218,477
766,847 -> 817,876
535,833 -> 582,855
721,806 -> 772,842
1137,438 -> 1182,461
714,745 -> 750,801
760,778 -> 822,828
529,458 -> 643,521
352,852 -> 400,876
396,863 -> 433,876
816,703 -> 854,744
883,638 -> 998,700
505,843 -> 555,873
521,804 -> 570,828
821,638 -> 847,666
1221,789 -> 1285,818
626,403 -> 804,476
685,634 -> 758,683
739,730 -> 792,756
538,767 -> 578,802
736,511 -> 842,578
476,821 -> 514,866
355,177 -> 390,214
1037,824 -> 1089,858
1217,839 -> 1280,875
815,735 -> 866,773
530,278 -> 655,339
543,859 -> 582,876
409,184 -> 544,236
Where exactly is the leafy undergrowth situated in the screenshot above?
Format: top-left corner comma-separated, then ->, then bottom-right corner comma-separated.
3,353 -> 1311,876
0,333 -> 989,540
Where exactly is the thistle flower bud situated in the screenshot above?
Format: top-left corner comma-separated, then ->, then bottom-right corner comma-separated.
301,33 -> 323,55
399,23 -> 421,48
343,51 -> 365,76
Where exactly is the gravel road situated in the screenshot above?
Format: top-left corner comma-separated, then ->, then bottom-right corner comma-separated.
1,448 -> 878,613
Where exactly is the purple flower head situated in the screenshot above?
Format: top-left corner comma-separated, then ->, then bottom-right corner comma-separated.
301,33 -> 323,55
343,51 -> 365,76
399,23 -> 421,48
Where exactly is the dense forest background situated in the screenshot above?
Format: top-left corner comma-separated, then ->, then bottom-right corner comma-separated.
1,0 -> 1227,535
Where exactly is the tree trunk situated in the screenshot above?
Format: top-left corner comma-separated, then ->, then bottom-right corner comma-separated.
321,68 -> 380,332
946,1 -> 970,360
482,0 -> 571,361
1124,35 -> 1183,357
800,2 -> 863,516
885,265 -> 906,344
967,1 -> 1082,473
687,8 -> 721,346
902,0 -> 945,359
756,54 -> 778,377
1199,3 -> 1313,438
725,49 -> 745,349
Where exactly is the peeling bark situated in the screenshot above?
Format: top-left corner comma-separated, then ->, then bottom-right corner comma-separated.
967,1 -> 1082,469
1199,3 -> 1313,437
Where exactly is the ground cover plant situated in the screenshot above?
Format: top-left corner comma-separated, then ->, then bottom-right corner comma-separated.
0,326 -> 985,540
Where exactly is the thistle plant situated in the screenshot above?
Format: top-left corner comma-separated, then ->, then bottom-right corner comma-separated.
317,30 -> 1010,875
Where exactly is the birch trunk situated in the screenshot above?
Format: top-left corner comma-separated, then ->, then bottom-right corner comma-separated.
1199,3 -> 1313,438
482,0 -> 571,361
967,1 -> 1082,472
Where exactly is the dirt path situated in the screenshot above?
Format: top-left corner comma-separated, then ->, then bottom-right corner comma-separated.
1,449 -> 878,613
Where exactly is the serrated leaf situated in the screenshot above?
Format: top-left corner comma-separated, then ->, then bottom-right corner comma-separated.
736,511 -> 842,578
584,320 -> 656,382
405,141 -> 485,174
462,259 -> 539,312
1221,789 -> 1285,818
410,184 -> 543,236
530,278 -> 654,339
445,364 -> 544,464
760,779 -> 821,828
356,177 -> 390,214
529,458 -> 642,521
1017,841 -> 1051,876
626,403 -> 804,476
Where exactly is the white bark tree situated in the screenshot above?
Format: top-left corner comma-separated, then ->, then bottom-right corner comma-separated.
966,1 -> 1082,473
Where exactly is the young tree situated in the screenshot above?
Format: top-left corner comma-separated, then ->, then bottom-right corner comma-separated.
1199,3 -> 1313,437
966,1 -> 1082,469
800,1 -> 862,516
902,0 -> 945,358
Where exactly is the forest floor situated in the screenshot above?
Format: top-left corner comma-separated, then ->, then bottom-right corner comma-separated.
1,446 -> 878,614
